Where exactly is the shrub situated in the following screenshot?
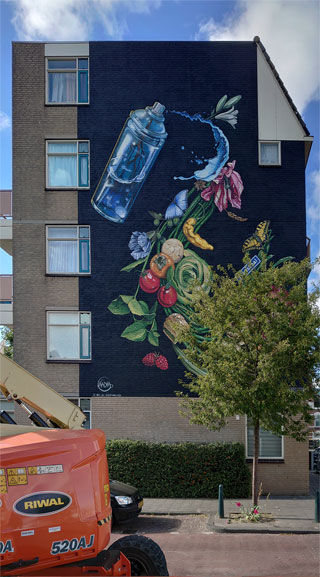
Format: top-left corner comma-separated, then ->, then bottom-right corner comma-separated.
106,440 -> 251,498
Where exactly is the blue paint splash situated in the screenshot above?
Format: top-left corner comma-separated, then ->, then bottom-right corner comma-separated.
170,110 -> 229,182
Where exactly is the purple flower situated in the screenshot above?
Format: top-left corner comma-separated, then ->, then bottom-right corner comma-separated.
129,231 -> 151,260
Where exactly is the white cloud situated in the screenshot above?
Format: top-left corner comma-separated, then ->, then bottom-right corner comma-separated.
10,0 -> 161,41
196,0 -> 319,113
0,111 -> 11,131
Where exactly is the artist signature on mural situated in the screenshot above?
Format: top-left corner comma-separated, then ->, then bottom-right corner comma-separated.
97,377 -> 114,393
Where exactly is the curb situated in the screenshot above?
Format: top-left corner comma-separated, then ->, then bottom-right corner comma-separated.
211,526 -> 320,535
140,511 -> 320,534
212,513 -> 320,535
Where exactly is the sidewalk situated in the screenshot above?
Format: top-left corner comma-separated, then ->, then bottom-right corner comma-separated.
142,496 -> 320,534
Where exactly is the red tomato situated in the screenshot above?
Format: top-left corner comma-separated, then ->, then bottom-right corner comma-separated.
139,270 -> 161,293
157,285 -> 177,307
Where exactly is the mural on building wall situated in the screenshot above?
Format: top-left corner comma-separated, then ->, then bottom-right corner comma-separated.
89,94 -> 292,377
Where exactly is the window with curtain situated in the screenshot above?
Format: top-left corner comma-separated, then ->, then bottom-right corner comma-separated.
246,419 -> 283,458
259,141 -> 281,165
46,58 -> 89,104
47,312 -> 91,360
46,225 -> 90,274
47,140 -> 89,188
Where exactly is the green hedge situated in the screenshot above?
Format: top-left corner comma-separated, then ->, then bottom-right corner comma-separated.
105,440 -> 251,498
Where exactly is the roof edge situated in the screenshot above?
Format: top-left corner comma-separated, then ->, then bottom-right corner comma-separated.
253,36 -> 310,137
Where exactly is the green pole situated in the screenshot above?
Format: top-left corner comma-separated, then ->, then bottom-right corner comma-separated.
218,484 -> 224,518
315,490 -> 320,523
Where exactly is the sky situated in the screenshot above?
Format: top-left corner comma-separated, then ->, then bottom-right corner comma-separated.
0,0 -> 319,288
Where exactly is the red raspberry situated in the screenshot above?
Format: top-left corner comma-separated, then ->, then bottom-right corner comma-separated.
142,353 -> 156,367
155,354 -> 169,371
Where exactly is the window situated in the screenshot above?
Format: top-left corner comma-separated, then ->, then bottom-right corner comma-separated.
0,396 -> 14,422
46,141 -> 89,189
46,58 -> 89,104
47,311 -> 91,361
246,419 -> 283,459
314,393 -> 320,409
46,225 -> 90,274
259,141 -> 281,166
314,413 -> 320,428
68,398 -> 91,429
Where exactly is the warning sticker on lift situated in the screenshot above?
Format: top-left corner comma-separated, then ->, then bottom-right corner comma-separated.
7,468 -> 27,486
28,465 -> 63,475
0,469 -> 7,493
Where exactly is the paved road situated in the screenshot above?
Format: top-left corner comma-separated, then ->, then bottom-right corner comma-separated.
110,531 -> 319,577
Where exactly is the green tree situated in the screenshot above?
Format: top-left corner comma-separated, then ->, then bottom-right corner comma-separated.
176,258 -> 320,505
1,327 -> 13,358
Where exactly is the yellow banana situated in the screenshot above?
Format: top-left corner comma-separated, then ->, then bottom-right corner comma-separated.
182,218 -> 214,250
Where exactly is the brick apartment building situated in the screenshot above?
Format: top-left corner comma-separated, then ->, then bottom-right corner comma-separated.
6,38 -> 313,494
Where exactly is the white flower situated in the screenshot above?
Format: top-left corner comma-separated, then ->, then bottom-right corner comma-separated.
215,106 -> 239,129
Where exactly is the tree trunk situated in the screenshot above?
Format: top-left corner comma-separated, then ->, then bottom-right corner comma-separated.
252,419 -> 260,506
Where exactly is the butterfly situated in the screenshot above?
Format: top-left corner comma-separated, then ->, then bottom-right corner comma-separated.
165,189 -> 188,220
242,220 -> 270,252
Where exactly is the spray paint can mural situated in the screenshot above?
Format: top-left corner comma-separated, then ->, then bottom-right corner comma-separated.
92,102 -> 167,223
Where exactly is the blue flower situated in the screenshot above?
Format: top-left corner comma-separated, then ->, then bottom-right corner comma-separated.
129,231 -> 151,260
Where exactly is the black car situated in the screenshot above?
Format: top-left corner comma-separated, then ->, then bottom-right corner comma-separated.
110,479 -> 144,524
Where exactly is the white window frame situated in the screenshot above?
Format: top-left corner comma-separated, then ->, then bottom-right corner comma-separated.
47,311 -> 91,361
68,397 -> 91,429
46,57 -> 89,105
46,225 -> 91,275
258,141 -> 281,166
0,395 -> 15,419
245,416 -> 284,460
46,140 -> 90,189
314,413 -> 320,428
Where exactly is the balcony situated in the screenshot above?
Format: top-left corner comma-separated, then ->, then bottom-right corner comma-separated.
0,274 -> 13,326
0,190 -> 12,256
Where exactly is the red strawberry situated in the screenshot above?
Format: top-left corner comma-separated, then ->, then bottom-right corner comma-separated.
142,353 -> 156,367
155,354 -> 169,371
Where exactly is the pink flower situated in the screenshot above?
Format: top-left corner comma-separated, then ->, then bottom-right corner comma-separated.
253,508 -> 259,514
201,160 -> 244,212
235,502 -> 242,507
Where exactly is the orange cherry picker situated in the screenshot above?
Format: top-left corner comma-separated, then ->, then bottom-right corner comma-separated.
0,354 -> 168,576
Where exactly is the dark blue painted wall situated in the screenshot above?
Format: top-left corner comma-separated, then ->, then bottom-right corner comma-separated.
77,41 -> 306,398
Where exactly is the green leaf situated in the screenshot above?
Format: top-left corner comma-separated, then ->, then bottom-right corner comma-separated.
166,266 -> 174,284
141,315 -> 155,326
150,301 -> 159,315
152,319 -> 158,332
224,95 -> 242,108
148,331 -> 159,346
120,295 -> 134,304
121,321 -> 147,342
138,301 -> 149,314
147,230 -> 156,239
128,299 -> 146,316
121,260 -> 145,272
108,297 -> 130,315
215,95 -> 228,113
149,211 -> 163,219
